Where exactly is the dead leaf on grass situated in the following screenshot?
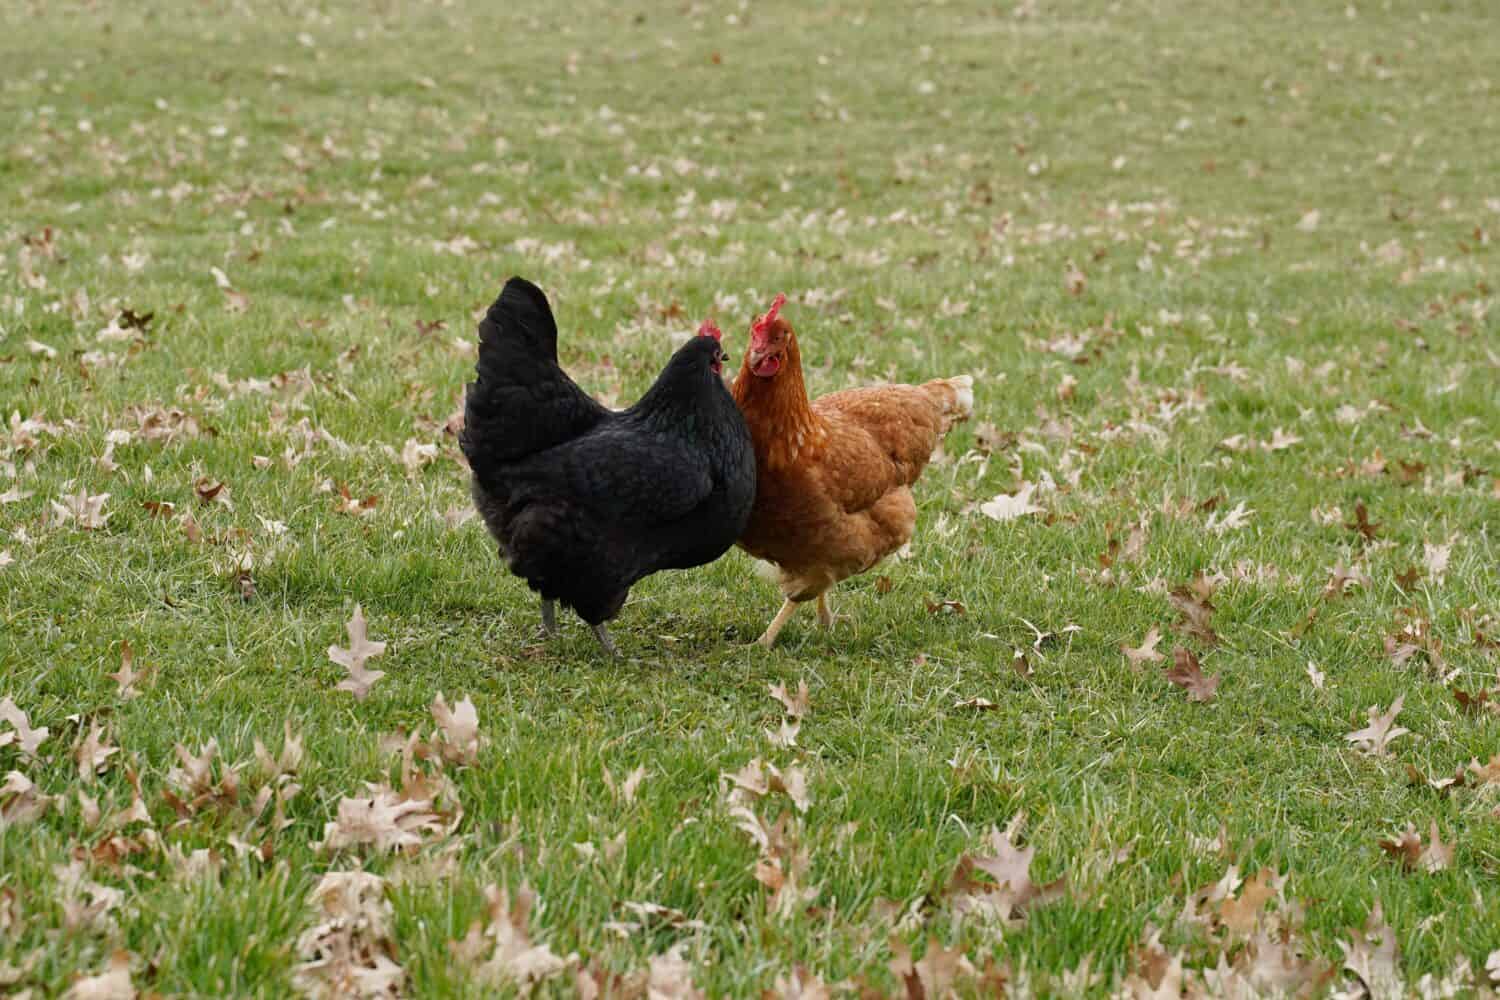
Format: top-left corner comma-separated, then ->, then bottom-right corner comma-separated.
329,604 -> 387,701
1164,648 -> 1220,703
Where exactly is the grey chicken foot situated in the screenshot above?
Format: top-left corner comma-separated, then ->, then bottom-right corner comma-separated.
591,623 -> 619,658
540,598 -> 557,637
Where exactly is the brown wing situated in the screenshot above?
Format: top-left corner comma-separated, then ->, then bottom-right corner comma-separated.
810,384 -> 947,516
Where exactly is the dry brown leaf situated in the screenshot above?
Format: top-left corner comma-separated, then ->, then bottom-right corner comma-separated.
164,739 -> 241,818
2,769 -> 54,827
0,696 -> 49,759
430,693 -> 481,766
1422,540 -> 1453,584
449,882 -> 576,991
768,680 -> 811,719
765,717 -> 801,750
1217,868 -> 1280,935
723,758 -> 811,813
1339,903 -> 1404,1000
317,784 -> 453,854
643,946 -> 706,1000
329,604 -> 387,701
1168,586 -> 1219,647
107,640 -> 147,700
334,483 -> 380,517
1121,626 -> 1166,668
770,966 -> 832,1000
255,720 -> 305,780
63,950 -> 135,1000
74,722 -> 119,781
1164,648 -> 1220,703
979,483 -> 1044,522
51,488 -> 111,530
889,936 -> 980,998
1467,754 -> 1500,785
1379,820 -> 1454,873
1345,500 -> 1382,542
604,764 -> 648,805
945,814 -> 1067,927
293,870 -> 404,999
1345,696 -> 1410,756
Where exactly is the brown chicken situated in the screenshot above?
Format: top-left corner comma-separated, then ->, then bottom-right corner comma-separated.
730,294 -> 974,647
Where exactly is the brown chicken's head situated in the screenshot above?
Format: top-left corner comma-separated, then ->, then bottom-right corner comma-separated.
697,317 -> 725,374
746,293 -> 791,379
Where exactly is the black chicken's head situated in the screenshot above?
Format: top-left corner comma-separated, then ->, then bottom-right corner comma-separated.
653,326 -> 732,397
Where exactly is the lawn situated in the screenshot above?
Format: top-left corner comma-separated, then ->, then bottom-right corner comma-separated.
2,0 -> 1498,995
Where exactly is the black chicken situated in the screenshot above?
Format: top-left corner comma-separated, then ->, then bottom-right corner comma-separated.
460,277 -> 756,655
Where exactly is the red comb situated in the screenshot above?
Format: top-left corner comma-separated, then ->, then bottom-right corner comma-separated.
697,318 -> 722,341
752,293 -> 787,337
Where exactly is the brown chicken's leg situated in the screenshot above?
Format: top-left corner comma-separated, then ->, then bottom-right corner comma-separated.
755,598 -> 801,648
816,593 -> 836,629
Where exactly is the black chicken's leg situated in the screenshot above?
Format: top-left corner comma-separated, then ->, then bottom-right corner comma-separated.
591,623 -> 618,658
540,598 -> 557,636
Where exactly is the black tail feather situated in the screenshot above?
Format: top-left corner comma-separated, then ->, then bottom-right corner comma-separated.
460,277 -> 608,471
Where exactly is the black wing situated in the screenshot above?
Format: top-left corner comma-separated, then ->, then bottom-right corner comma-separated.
543,426 -> 715,528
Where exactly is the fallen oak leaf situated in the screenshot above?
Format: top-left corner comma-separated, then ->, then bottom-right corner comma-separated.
52,488 -> 111,530
1216,867 -> 1280,935
765,717 -> 801,749
1403,762 -> 1466,795
1121,626 -> 1166,668
254,719 -> 305,780
293,870 -> 405,999
430,692 -> 482,766
107,640 -> 148,700
1344,500 -> 1381,543
1452,686 -> 1498,715
768,680 -> 811,719
722,758 -> 812,813
1422,540 -> 1453,584
889,936 -> 980,999
1394,566 -> 1422,591
449,882 -> 576,991
329,604 -> 387,701
1164,648 -> 1220,703
1168,586 -> 1219,647
1344,696 -> 1409,756
1378,820 -> 1453,873
74,722 -> 118,781
0,696 -> 49,759
603,764 -> 648,805
316,785 -> 452,854
63,949 -> 135,1000
979,482 -> 1044,522
2,769 -> 55,826
944,813 -> 1068,925
333,483 -> 380,516
1467,755 -> 1500,785
193,477 -> 231,507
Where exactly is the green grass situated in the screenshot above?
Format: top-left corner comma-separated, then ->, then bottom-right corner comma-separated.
2,0 -> 1498,995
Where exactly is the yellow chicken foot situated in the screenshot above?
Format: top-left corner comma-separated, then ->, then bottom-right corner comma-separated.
816,593 -> 836,629
755,598 -> 801,648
